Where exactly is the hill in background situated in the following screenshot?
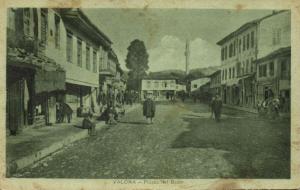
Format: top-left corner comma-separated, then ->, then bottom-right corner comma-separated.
145,66 -> 220,81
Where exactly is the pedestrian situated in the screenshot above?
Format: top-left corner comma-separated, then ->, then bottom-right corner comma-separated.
181,92 -> 185,102
105,105 -> 118,125
82,113 -> 96,136
143,92 -> 156,124
212,94 -> 222,122
60,102 -> 73,123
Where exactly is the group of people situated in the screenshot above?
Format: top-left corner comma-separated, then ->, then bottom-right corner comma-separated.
257,95 -> 288,118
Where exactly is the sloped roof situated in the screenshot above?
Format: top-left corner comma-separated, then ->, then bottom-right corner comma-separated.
216,10 -> 287,45
256,46 -> 291,63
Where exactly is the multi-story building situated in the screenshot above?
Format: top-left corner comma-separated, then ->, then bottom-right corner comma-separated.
6,8 -> 118,135
217,10 -> 290,108
141,78 -> 179,100
99,49 -> 118,95
217,17 -> 258,106
208,70 -> 221,96
6,8 -> 66,134
255,10 -> 290,111
59,8 -> 112,115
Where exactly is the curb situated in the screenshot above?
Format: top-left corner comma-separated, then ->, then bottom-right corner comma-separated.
7,104 -> 140,175
223,104 -> 258,114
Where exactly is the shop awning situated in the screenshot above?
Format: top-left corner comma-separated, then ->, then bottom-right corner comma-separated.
35,69 -> 66,94
7,48 -> 66,94
66,78 -> 98,88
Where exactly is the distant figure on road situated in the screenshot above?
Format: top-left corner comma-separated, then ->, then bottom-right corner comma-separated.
143,93 -> 156,124
82,113 -> 96,136
211,94 -> 222,122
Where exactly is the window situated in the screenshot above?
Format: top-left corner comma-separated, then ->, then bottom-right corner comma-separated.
250,58 -> 254,72
239,39 -> 241,53
281,60 -> 289,79
243,36 -> 246,51
224,46 -> 227,59
229,68 -> 231,79
221,48 -> 224,61
259,65 -> 262,77
193,84 -> 197,88
232,67 -> 235,78
77,38 -> 82,67
41,9 -> 48,44
247,33 -> 250,50
147,81 -> 151,88
93,49 -> 97,73
23,9 -> 30,36
222,70 -> 224,80
233,40 -> 236,56
229,44 -> 232,58
251,31 -> 254,48
99,47 -> 104,71
272,28 -> 282,45
269,62 -> 274,76
241,61 -> 245,75
246,60 -> 249,73
66,31 -> 73,63
262,65 -> 267,77
86,44 -> 90,70
225,69 -> 227,80
237,62 -> 241,76
54,14 -> 60,48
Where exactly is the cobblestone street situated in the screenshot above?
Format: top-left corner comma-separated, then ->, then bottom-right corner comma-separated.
13,101 -> 290,179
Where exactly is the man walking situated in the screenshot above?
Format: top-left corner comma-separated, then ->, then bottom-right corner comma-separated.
212,94 -> 223,122
143,92 -> 156,124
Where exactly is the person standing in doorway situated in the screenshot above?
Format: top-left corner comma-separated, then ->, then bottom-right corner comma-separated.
143,93 -> 156,124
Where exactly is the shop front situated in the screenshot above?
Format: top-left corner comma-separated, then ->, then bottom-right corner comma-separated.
7,48 -> 65,135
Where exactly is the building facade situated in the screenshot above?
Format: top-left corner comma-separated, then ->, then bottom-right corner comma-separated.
141,78 -> 181,101
217,10 -> 290,109
208,70 -> 221,96
6,8 -> 120,135
59,8 -> 113,115
256,47 -> 290,110
6,8 -> 66,134
190,78 -> 210,92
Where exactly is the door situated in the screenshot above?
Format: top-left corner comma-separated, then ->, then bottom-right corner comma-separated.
7,80 -> 24,134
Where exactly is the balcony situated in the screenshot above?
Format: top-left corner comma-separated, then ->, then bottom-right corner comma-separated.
7,28 -> 47,57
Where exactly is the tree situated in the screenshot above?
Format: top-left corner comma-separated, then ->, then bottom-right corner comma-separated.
125,39 -> 149,91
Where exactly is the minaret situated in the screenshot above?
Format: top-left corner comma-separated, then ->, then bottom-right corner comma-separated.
184,39 -> 190,75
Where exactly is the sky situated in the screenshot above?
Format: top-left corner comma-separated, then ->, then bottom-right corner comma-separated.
83,9 -> 272,72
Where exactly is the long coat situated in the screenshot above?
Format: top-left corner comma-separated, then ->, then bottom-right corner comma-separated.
143,99 -> 156,118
